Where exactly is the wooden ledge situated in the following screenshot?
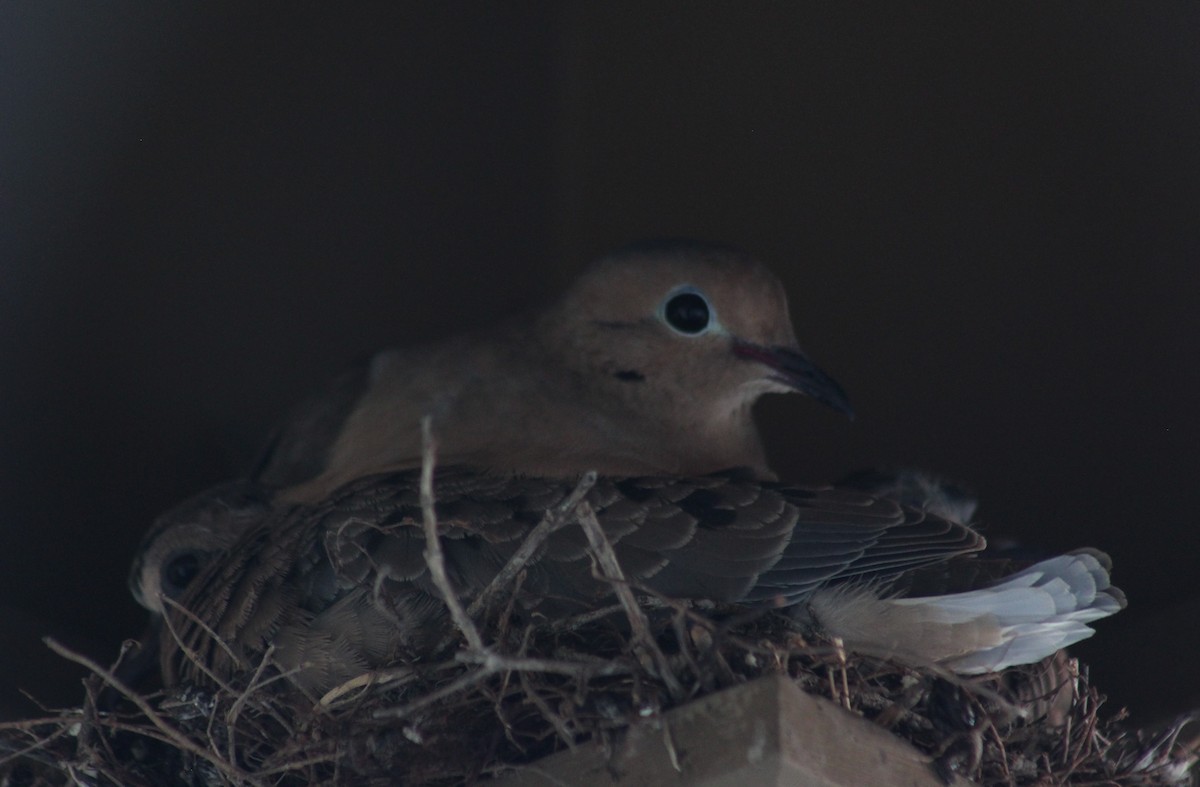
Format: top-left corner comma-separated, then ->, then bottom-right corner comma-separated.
493,674 -> 974,786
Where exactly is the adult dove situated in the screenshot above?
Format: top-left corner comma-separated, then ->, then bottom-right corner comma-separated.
131,468 -> 1125,698
254,241 -> 852,502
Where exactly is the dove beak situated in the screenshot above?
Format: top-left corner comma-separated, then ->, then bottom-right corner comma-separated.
732,340 -> 854,419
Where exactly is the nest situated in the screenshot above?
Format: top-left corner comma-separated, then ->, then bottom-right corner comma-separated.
2,466 -> 1196,786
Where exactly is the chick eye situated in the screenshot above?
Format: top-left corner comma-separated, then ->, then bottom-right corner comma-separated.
663,290 -> 711,335
163,552 -> 202,596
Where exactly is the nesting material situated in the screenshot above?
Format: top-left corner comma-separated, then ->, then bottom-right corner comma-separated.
1,459 -> 1194,785
2,578 -> 1194,783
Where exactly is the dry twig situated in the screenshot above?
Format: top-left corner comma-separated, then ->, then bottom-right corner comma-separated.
42,636 -> 253,785
573,500 -> 686,702
468,470 -> 599,621
2,460 -> 1193,787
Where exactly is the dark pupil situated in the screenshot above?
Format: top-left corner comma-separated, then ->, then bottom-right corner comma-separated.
665,292 -> 710,334
165,553 -> 200,592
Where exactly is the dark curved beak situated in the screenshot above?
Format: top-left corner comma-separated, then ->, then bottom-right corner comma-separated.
733,340 -> 854,419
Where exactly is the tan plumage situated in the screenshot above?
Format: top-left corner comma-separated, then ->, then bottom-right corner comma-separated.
131,242 -> 1126,701
253,241 -> 852,502
132,468 -> 1123,699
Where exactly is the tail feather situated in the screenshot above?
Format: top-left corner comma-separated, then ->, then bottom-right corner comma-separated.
807,549 -> 1126,674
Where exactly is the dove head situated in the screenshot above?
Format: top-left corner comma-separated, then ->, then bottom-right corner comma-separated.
544,240 -> 852,423
129,481 -> 273,614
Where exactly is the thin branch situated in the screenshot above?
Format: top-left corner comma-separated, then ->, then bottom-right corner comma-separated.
467,470 -> 598,620
0,723 -> 73,770
459,652 -> 633,679
317,665 -> 418,708
572,500 -> 686,701
372,651 -> 633,722
372,664 -> 500,721
42,637 -> 254,785
225,643 -> 275,769
419,415 -> 485,652
518,669 -> 575,748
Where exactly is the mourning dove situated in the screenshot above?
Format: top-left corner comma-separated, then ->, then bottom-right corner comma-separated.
131,467 -> 1125,698
253,241 -> 852,502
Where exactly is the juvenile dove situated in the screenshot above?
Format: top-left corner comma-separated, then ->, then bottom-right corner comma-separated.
253,241 -> 852,502
131,468 -> 1125,698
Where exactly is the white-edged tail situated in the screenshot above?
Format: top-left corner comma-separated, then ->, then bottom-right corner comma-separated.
807,549 -> 1126,674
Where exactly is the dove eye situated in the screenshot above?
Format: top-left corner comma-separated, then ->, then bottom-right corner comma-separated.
163,551 -> 203,597
662,289 -> 712,335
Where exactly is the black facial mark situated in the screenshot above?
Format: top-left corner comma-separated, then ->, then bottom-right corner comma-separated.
614,369 -> 645,382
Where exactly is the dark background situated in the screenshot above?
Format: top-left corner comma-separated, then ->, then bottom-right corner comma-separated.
2,3 -> 1197,724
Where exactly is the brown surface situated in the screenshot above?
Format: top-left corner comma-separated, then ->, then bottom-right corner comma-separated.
493,675 -> 973,787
